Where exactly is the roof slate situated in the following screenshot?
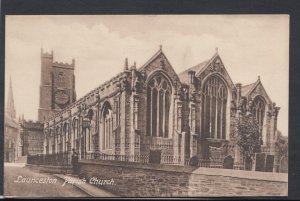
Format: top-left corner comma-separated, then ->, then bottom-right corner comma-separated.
178,60 -> 209,84
241,82 -> 257,97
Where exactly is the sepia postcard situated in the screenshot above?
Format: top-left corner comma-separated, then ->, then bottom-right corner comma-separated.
3,14 -> 289,198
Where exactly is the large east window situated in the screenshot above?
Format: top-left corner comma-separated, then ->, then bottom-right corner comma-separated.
201,76 -> 227,139
146,74 -> 171,138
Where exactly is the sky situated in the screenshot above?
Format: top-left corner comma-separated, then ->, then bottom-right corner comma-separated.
5,15 -> 289,135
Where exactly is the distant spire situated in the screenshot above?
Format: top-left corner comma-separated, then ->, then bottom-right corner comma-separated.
6,77 -> 16,119
258,75 -> 260,81
160,45 -> 162,50
124,58 -> 129,71
215,47 -> 218,53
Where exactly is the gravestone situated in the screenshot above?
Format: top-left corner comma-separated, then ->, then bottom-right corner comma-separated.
223,155 -> 234,169
245,156 -> 252,171
279,156 -> 288,173
189,156 -> 199,166
255,153 -> 266,172
149,149 -> 161,164
265,155 -> 274,172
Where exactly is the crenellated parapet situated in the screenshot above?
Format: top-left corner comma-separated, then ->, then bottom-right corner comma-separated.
52,60 -> 75,69
41,48 -> 53,58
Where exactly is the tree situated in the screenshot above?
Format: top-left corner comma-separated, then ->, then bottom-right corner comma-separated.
275,130 -> 288,158
233,114 -> 261,162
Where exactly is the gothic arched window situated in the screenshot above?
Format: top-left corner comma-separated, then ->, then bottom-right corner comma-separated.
72,118 -> 79,152
146,74 -> 171,138
63,123 -> 71,152
201,76 -> 227,139
252,96 -> 265,133
58,72 -> 64,83
102,103 -> 113,150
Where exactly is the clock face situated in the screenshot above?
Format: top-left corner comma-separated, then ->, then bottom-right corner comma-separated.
54,90 -> 69,105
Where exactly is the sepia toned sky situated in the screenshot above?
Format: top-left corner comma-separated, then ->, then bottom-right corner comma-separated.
5,15 -> 289,135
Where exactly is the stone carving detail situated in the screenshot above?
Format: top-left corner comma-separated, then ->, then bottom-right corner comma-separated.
121,73 -> 131,92
231,100 -> 237,111
269,102 -> 280,119
247,97 -> 253,112
160,55 -> 165,68
54,89 -> 70,106
138,70 -> 147,91
133,96 -> 139,130
182,87 -> 188,101
209,62 -> 221,73
267,103 -> 272,117
189,89 -> 197,102
249,84 -> 268,103
238,96 -> 247,113
177,103 -> 183,132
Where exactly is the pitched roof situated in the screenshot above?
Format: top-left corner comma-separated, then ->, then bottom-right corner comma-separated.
138,48 -> 163,71
137,47 -> 181,84
178,60 -> 209,84
178,52 -> 220,84
241,82 -> 257,97
241,78 -> 272,103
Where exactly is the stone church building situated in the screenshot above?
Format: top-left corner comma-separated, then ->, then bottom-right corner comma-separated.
42,46 -> 280,166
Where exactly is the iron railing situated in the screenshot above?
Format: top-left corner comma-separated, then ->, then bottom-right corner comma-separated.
27,152 -> 71,166
80,152 -> 150,163
27,151 -> 238,169
79,152 -> 225,168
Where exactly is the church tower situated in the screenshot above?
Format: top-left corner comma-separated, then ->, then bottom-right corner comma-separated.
6,77 -> 16,119
38,49 -> 76,122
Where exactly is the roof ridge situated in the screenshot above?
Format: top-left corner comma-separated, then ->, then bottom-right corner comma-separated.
138,48 -> 163,71
178,59 -> 209,76
241,82 -> 256,88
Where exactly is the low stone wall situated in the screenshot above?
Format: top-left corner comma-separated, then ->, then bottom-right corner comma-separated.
26,164 -> 72,174
78,159 -> 288,197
